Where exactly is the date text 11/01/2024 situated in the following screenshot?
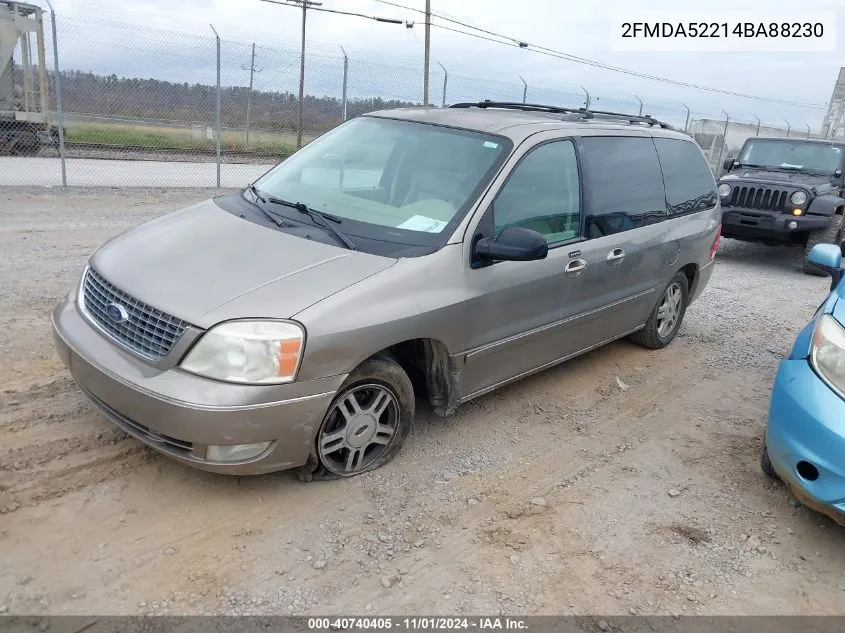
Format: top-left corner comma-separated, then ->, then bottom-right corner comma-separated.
307,618 -> 528,630
621,22 -> 824,38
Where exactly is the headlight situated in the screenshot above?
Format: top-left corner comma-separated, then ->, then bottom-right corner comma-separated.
181,320 -> 305,384
717,183 -> 731,198
790,190 -> 808,206
810,315 -> 845,398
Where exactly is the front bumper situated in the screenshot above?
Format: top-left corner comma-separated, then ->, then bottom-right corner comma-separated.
765,358 -> 845,524
721,207 -> 829,243
52,292 -> 344,475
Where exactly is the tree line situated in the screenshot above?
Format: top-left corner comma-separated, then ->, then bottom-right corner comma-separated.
50,70 -> 417,134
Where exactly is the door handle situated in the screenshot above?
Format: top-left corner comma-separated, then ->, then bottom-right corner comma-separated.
606,248 -> 625,264
564,258 -> 587,278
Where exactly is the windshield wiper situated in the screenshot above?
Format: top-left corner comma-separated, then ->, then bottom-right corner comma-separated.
737,163 -> 772,170
242,185 -> 293,229
265,196 -> 358,251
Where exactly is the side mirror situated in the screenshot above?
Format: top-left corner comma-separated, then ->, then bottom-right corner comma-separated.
722,158 -> 735,172
808,243 -> 843,272
475,227 -> 548,263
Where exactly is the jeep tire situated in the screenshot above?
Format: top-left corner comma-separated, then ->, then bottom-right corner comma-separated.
803,213 -> 843,276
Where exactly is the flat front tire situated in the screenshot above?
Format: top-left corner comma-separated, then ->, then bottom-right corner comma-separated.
761,435 -> 778,479
629,272 -> 689,350
305,356 -> 414,480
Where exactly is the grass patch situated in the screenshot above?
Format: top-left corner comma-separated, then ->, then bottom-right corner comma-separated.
64,121 -> 307,156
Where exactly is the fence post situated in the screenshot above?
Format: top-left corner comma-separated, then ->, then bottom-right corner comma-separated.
753,114 -> 760,137
44,0 -> 66,187
635,95 -> 643,116
519,75 -> 527,104
805,123 -> 811,139
785,120 -> 791,138
437,62 -> 447,108
340,46 -> 348,121
210,24 -> 221,188
580,85 -> 590,109
716,110 -> 730,172
682,103 -> 690,132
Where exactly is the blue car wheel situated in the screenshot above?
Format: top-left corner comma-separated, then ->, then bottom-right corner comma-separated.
760,436 -> 777,479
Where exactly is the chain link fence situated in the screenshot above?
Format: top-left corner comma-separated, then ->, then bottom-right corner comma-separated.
0,10 -> 831,187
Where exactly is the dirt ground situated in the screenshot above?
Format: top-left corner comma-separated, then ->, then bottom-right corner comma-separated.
1,187 -> 844,617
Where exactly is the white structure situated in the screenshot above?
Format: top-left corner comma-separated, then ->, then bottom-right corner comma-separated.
821,67 -> 845,140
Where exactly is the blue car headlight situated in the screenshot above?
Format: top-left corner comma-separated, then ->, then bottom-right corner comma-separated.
810,315 -> 845,399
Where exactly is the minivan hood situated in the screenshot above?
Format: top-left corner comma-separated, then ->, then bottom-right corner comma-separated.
89,199 -> 396,328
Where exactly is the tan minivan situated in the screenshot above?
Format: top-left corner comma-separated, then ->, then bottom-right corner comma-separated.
53,102 -> 721,479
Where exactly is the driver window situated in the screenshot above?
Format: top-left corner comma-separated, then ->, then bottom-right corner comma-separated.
492,140 -> 581,245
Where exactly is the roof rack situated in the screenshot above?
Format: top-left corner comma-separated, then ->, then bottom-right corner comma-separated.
448,100 -> 674,129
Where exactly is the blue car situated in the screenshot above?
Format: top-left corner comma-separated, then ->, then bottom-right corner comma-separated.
763,243 -> 845,525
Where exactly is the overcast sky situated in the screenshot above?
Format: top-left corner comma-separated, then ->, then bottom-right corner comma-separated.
45,0 -> 844,128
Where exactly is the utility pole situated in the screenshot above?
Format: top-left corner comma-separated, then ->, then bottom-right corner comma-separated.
423,0 -> 431,106
275,0 -> 322,150
258,0 -> 402,138
210,24 -> 221,188
340,46 -> 349,121
243,43 -> 260,148
298,1 -> 308,148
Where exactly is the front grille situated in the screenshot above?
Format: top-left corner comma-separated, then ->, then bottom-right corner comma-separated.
82,268 -> 187,360
728,186 -> 788,212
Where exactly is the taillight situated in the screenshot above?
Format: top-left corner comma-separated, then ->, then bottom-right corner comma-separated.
709,225 -> 722,261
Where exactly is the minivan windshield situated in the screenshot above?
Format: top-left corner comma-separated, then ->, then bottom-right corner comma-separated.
253,117 -> 510,244
738,139 -> 844,174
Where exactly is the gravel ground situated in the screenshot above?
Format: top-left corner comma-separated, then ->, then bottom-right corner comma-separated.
1,187 -> 844,616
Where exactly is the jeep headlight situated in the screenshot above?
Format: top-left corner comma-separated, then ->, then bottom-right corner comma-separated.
790,190 -> 808,206
181,320 -> 305,384
809,315 -> 845,399
717,183 -> 731,198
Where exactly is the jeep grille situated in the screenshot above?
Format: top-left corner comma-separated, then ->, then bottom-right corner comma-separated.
728,186 -> 788,212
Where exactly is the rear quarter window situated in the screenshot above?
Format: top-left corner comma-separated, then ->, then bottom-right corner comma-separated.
579,136 -> 667,237
653,138 -> 718,216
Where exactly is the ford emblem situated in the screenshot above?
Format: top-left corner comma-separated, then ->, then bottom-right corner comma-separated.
106,302 -> 130,324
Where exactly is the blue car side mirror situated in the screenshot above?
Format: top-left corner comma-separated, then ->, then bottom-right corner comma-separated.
808,244 -> 843,271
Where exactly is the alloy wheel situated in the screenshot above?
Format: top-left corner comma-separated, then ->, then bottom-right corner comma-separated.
317,383 -> 400,476
656,282 -> 683,339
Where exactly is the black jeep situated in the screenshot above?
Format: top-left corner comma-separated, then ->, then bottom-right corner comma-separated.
717,137 -> 845,275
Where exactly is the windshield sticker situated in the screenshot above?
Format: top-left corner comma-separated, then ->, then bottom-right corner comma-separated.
780,163 -> 804,169
483,141 -> 499,149
397,215 -> 449,233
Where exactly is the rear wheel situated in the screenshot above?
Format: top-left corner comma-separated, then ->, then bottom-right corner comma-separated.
803,213 -> 843,276
629,272 -> 689,350
310,356 -> 414,479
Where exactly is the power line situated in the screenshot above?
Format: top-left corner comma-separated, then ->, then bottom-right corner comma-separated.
371,0 -> 526,46
367,0 -> 827,110
260,0 -> 405,24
